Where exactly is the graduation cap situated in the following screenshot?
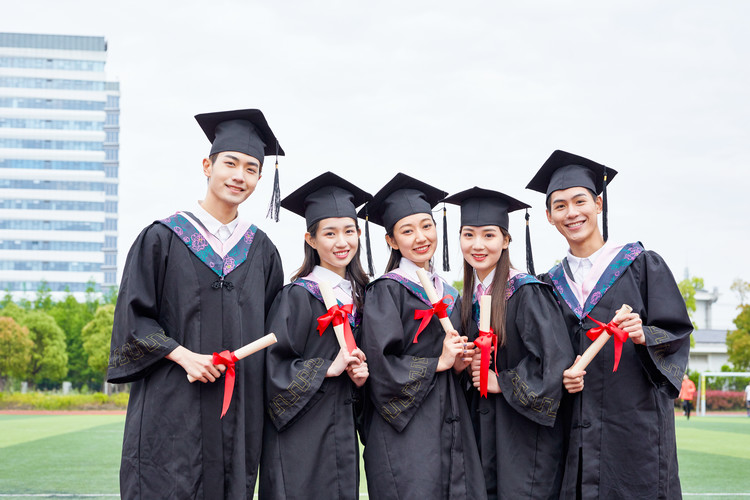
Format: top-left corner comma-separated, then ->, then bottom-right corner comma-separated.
525,150 -> 618,241
195,108 -> 285,222
442,187 -> 536,274
357,173 -> 448,272
280,171 -> 372,229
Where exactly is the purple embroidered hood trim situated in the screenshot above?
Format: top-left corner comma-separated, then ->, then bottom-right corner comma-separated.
159,213 -> 257,278
548,242 -> 644,319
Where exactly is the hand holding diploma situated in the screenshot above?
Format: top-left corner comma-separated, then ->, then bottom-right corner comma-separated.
564,304 -> 632,394
185,333 -> 278,417
472,295 -> 499,397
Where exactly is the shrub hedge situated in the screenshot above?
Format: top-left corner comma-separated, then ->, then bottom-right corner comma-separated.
0,392 -> 128,410
676,390 -> 746,411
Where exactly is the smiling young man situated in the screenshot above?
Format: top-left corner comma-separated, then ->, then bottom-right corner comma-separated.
527,150 -> 692,500
107,109 -> 284,499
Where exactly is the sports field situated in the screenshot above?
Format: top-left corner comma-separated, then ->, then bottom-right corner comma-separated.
0,413 -> 748,499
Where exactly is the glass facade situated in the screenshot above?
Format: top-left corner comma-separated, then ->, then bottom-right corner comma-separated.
0,32 -> 119,298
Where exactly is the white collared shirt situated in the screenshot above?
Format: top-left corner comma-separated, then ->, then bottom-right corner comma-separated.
308,265 -> 353,305
566,244 -> 605,284
193,201 -> 239,243
474,267 -> 495,297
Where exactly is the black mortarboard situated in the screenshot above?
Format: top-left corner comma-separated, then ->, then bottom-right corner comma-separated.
442,187 -> 530,232
358,173 -> 446,232
526,150 -> 616,198
194,109 -> 284,165
443,187 -> 536,274
357,173 -> 448,272
526,150 -> 618,241
281,171 -> 371,229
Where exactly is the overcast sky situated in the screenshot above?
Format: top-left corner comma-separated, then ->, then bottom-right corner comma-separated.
4,1 -> 749,329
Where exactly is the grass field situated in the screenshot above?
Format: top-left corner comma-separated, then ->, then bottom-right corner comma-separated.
0,414 -> 748,499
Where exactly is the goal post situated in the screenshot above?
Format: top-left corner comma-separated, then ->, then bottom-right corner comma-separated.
698,371 -> 750,416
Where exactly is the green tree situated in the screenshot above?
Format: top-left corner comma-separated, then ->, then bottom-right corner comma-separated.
21,311 -> 68,386
81,305 -> 115,375
0,316 -> 34,390
726,304 -> 750,371
34,281 -> 53,311
731,279 -> 750,306
677,275 -> 703,347
49,293 -> 96,389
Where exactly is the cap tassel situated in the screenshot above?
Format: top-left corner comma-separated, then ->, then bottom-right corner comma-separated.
442,205 -> 450,272
525,209 -> 536,276
364,209 -> 374,277
266,145 -> 281,222
602,170 -> 609,242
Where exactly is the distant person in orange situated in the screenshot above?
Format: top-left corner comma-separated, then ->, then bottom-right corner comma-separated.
679,374 -> 697,420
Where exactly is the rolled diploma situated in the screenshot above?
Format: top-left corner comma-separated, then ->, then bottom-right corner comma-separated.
570,304 -> 633,372
415,267 -> 455,335
318,280 -> 350,353
187,332 -> 278,382
479,295 -> 492,332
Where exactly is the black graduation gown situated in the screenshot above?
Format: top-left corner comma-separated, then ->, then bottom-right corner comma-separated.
360,274 -> 487,500
259,280 -> 361,500
107,215 -> 283,499
468,274 -> 574,500
544,243 -> 692,500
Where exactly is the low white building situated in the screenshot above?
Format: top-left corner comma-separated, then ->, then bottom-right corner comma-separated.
688,287 -> 730,373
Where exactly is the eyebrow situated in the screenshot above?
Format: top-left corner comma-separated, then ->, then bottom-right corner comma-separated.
223,154 -> 260,168
551,191 -> 589,205
320,223 -> 357,231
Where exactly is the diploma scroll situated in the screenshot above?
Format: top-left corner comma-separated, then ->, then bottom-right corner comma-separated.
186,333 -> 278,383
479,295 -> 492,332
415,267 -> 455,335
570,304 -> 632,372
318,280 -> 354,354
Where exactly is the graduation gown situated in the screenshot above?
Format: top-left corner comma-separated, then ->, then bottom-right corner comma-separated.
107,214 -> 283,499
360,274 -> 487,500
469,274 -> 574,500
544,243 -> 692,500
260,279 -> 362,500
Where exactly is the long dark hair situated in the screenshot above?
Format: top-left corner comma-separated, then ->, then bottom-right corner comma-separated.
460,228 -> 513,346
291,220 -> 369,312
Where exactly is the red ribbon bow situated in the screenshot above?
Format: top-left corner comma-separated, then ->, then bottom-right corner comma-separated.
413,297 -> 450,343
212,350 -> 239,418
585,315 -> 629,372
317,303 -> 357,354
474,328 -> 498,398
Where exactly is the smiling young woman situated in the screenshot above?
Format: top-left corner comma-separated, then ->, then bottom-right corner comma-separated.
444,186 -> 574,499
356,173 -> 487,500
259,172 -> 371,500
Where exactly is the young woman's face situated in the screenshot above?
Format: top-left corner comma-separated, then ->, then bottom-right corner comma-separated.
460,225 -> 509,282
386,213 -> 437,268
305,217 -> 360,277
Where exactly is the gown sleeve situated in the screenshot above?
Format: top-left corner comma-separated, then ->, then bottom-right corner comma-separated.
636,250 -> 693,397
496,284 -> 575,427
361,281 -> 440,433
263,243 -> 284,316
265,286 -> 333,432
107,224 -> 180,384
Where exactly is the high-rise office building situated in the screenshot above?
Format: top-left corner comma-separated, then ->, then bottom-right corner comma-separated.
0,33 -> 119,299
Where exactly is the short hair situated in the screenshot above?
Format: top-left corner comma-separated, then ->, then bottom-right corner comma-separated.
546,188 -> 597,211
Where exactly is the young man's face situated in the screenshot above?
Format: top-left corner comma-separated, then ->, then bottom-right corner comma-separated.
545,187 -> 603,247
202,151 -> 262,208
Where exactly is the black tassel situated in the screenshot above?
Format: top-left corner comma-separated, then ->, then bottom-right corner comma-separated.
442,206 -> 450,272
364,209 -> 374,276
266,145 -> 281,222
525,209 -> 535,276
602,169 -> 608,242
